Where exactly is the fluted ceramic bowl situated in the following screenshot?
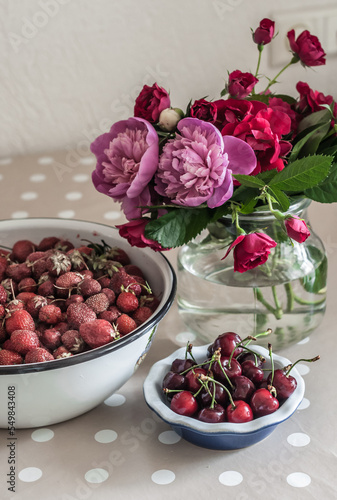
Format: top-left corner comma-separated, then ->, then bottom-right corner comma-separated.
143,344 -> 305,450
0,218 -> 176,428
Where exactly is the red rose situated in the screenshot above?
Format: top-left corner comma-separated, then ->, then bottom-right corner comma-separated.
190,98 -> 217,123
253,18 -> 275,45
134,83 -> 170,123
228,70 -> 258,99
296,81 -> 336,114
116,219 -> 169,252
268,97 -> 300,135
284,217 -> 310,243
222,233 -> 277,273
287,29 -> 326,67
221,108 -> 292,174
213,98 -> 266,131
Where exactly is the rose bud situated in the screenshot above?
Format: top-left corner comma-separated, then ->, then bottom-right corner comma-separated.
159,108 -> 183,131
222,232 -> 277,273
253,18 -> 275,45
285,216 -> 310,243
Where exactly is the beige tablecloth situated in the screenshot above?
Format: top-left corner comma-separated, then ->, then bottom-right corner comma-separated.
0,151 -> 336,500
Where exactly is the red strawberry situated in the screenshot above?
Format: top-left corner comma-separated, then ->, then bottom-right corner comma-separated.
39,304 -> 62,324
109,269 -> 142,296
40,328 -> 62,350
1,278 -> 18,299
0,304 -> 5,319
16,291 -> 37,304
53,321 -> 69,335
101,288 -> 115,305
140,294 -> 160,312
10,329 -> 40,355
5,309 -> 35,334
46,251 -> 71,276
53,345 -> 73,359
12,239 -> 36,263
65,294 -> 84,308
61,329 -> 85,353
0,323 -> 8,342
98,306 -> 121,323
79,319 -> 116,348
116,291 -> 139,313
85,293 -> 109,314
6,262 -> 32,282
55,271 -> 84,298
123,264 -> 144,278
0,349 -> 23,365
115,314 -> 137,336
132,306 -> 153,325
37,278 -> 55,297
66,303 -> 96,329
18,277 -> 37,293
5,299 -> 25,315
25,347 -> 54,363
97,276 -> 111,289
26,295 -> 48,318
106,247 -> 130,265
37,236 -> 60,251
0,284 -> 8,304
77,278 -> 101,297
55,239 -> 75,252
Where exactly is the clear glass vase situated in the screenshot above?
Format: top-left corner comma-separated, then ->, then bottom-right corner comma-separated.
177,197 -> 327,350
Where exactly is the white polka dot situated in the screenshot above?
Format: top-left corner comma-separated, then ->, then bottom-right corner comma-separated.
30,173 -> 46,182
219,471 -> 243,486
151,469 -> 175,485
0,158 -> 12,165
104,394 -> 126,407
287,472 -> 311,488
85,468 -> 109,484
38,156 -> 54,165
298,398 -> 310,410
94,429 -> 118,443
158,431 -> 181,445
21,192 -> 38,201
11,211 -> 29,219
65,191 -> 83,201
19,467 -> 42,482
287,433 -> 310,447
296,364 -> 310,376
73,173 -> 90,182
297,337 -> 310,345
57,210 -> 75,219
31,428 -> 54,442
79,156 -> 96,165
103,211 -> 121,221
0,174 -> 3,181
175,331 -> 197,344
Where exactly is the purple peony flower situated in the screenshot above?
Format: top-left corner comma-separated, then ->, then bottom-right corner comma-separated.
154,117 -> 256,208
91,117 -> 159,220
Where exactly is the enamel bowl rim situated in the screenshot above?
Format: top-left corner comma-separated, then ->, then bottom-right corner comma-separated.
0,217 -> 177,375
143,344 -> 305,435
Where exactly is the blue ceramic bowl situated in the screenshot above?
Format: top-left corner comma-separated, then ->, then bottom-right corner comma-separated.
143,344 -> 305,450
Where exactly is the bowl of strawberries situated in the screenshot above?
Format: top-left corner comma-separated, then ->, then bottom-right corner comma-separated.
143,331 -> 309,450
0,218 -> 176,428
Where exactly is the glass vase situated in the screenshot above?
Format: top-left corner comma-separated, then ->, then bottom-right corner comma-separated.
177,197 -> 327,350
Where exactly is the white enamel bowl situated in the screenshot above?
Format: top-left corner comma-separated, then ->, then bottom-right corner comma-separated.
0,218 -> 176,428
144,344 -> 305,450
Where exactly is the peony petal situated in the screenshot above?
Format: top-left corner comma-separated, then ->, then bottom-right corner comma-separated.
222,135 -> 257,175
207,169 -> 233,208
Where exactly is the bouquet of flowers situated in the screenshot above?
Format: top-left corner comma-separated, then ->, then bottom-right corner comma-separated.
90,18 -> 337,274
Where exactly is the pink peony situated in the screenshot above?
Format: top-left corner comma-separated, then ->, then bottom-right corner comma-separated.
154,117 -> 256,208
284,217 -> 310,243
116,219 -> 169,251
91,117 -> 159,220
222,233 -> 277,273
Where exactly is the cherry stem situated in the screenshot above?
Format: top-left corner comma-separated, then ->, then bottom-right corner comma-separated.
242,328 -> 272,348
198,374 -> 235,409
285,355 -> 320,376
268,343 -> 275,386
185,342 -> 197,364
213,350 -> 234,389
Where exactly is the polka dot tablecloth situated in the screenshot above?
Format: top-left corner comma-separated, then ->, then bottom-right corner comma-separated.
1,152 -> 337,500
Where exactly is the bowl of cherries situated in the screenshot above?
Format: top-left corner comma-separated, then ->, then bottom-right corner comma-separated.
144,331 -> 318,450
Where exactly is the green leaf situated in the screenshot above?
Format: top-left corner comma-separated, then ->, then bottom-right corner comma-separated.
255,170 -> 278,184
246,95 -> 270,104
301,246 -> 327,294
269,155 -> 333,192
289,122 -> 330,161
304,162 -> 337,203
297,109 -> 332,133
232,174 -> 265,188
239,196 -> 258,214
144,208 -> 210,248
268,187 -> 290,212
272,94 -> 297,105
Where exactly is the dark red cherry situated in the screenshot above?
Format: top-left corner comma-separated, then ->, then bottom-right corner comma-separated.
162,371 -> 186,392
170,391 -> 198,417
185,368 -> 207,393
226,400 -> 253,423
208,332 -> 243,358
198,381 -> 229,408
170,358 -> 196,373
212,356 -> 242,382
196,404 -> 226,423
238,352 -> 264,367
250,388 -> 279,417
231,375 -> 256,402
267,369 -> 297,400
241,360 -> 264,384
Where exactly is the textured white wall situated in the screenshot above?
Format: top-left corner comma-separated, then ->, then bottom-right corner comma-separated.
0,0 -> 336,156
